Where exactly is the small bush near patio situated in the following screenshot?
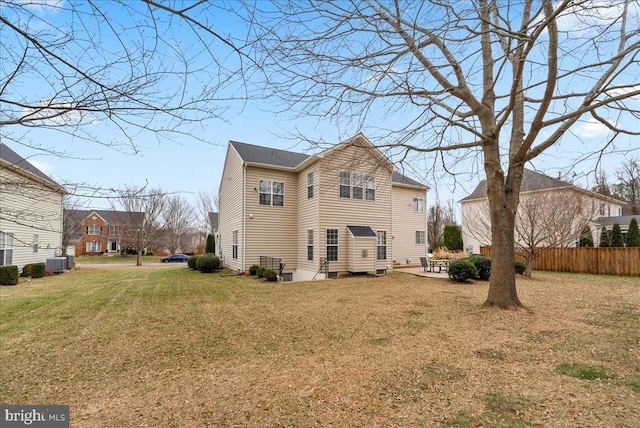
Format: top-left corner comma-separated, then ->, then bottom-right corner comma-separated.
249,264 -> 260,275
21,263 -> 46,278
256,266 -> 265,278
515,261 -> 527,275
448,259 -> 478,282
467,255 -> 491,280
0,265 -> 19,285
262,269 -> 277,282
187,256 -> 199,270
196,254 -> 220,273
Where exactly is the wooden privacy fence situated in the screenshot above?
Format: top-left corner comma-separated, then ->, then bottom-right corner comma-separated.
480,246 -> 640,277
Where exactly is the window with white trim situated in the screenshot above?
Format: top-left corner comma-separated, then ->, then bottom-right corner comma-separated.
339,172 -> 375,201
326,229 -> 338,262
87,225 -> 102,235
0,232 -> 14,266
339,172 -> 351,198
86,241 -> 101,252
307,172 -> 314,199
352,173 -> 363,200
307,229 -> 314,261
413,198 -> 424,212
232,230 -> 238,259
377,231 -> 387,260
365,176 -> 375,200
415,230 -> 426,245
259,180 -> 284,206
33,234 -> 39,253
109,226 -> 119,235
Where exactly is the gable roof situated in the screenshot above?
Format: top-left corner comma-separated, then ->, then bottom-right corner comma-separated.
230,141 -> 311,168
65,209 -> 145,225
461,169 -> 591,202
0,143 -> 64,191
594,214 -> 639,228
228,138 -> 428,189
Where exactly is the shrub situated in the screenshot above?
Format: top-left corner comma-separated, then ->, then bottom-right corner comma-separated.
196,253 -> 220,273
256,267 -> 265,278
145,251 -> 154,256
262,269 -> 278,281
0,266 -> 19,285
448,259 -> 478,283
626,218 -> 639,247
21,263 -> 46,278
578,225 -> 594,247
432,247 -> 466,260
249,264 -> 260,275
611,223 -> 624,247
443,225 -> 463,251
599,225 -> 611,247
205,234 -> 216,254
187,256 -> 199,270
467,255 -> 491,280
515,261 -> 526,275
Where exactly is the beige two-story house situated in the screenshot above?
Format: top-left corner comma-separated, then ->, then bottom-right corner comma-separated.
218,134 -> 429,281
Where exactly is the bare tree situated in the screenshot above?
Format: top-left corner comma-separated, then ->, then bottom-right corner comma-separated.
197,190 -> 219,235
427,200 -> 456,252
613,158 -> 640,214
111,185 -> 165,266
161,195 -> 195,254
243,0 -> 640,308
61,195 -> 89,256
1,1 -> 247,152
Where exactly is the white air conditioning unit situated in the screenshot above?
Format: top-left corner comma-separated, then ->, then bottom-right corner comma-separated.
46,257 -> 67,273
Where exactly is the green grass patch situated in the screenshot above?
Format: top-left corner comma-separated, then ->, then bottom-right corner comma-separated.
556,362 -> 616,380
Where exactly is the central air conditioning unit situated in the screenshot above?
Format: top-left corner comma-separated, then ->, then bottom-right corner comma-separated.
46,257 -> 67,273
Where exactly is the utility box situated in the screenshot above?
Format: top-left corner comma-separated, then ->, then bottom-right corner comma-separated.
65,255 -> 75,269
46,257 -> 67,273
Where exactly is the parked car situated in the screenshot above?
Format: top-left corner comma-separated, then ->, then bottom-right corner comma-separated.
161,254 -> 189,263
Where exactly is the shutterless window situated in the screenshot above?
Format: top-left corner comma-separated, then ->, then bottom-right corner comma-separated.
259,180 -> 284,206
365,176 -> 375,201
232,230 -> 238,259
307,172 -> 314,199
415,230 -> 425,245
33,234 -> 39,253
413,198 -> 424,212
109,226 -> 119,235
0,232 -> 14,266
87,225 -> 101,235
339,172 -> 351,198
326,229 -> 338,262
86,241 -> 101,252
352,173 -> 363,200
377,231 -> 387,260
307,229 -> 313,261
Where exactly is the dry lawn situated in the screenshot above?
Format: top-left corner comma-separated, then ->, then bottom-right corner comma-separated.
1,267 -> 639,427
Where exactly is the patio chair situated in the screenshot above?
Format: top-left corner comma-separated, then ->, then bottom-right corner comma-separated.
420,257 -> 429,272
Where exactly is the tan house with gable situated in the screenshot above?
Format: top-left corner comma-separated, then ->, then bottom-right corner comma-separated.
218,134 -> 429,281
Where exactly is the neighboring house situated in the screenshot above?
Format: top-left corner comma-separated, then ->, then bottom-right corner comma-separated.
65,209 -> 145,256
218,134 -> 429,281
460,168 -> 626,253
0,143 -> 65,272
592,215 -> 640,246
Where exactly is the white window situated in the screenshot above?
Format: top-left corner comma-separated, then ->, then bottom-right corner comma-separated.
413,198 -> 424,212
339,172 -> 351,198
232,230 -> 238,259
0,232 -> 14,266
259,180 -> 284,206
307,172 -> 314,199
86,241 -> 101,252
339,172 -> 375,201
307,229 -> 314,261
365,176 -> 375,201
352,173 -> 363,200
415,230 -> 426,245
599,203 -> 605,216
87,225 -> 102,235
326,229 -> 338,262
377,231 -> 387,260
33,234 -> 39,253
109,226 -> 119,235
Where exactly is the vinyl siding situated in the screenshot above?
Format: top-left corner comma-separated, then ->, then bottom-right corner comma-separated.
297,164 -> 320,273
392,186 -> 428,263
317,143 -> 393,274
218,146 -> 245,271
348,237 -> 377,272
0,167 -> 63,271
245,166 -> 299,271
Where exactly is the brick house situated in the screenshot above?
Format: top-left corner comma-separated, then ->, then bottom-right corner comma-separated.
65,209 -> 144,256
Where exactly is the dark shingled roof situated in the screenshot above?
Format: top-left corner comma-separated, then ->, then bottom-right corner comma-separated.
594,215 -> 639,227
0,142 -> 62,188
65,209 -> 145,224
392,171 -> 427,188
347,225 -> 377,238
230,141 -> 311,168
460,169 -> 573,201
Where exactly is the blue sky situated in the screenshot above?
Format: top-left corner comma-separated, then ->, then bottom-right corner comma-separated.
5,1 -> 638,215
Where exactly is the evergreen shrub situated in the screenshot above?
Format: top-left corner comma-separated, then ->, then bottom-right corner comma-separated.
467,255 -> 491,280
0,266 -> 19,285
448,259 -> 478,282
